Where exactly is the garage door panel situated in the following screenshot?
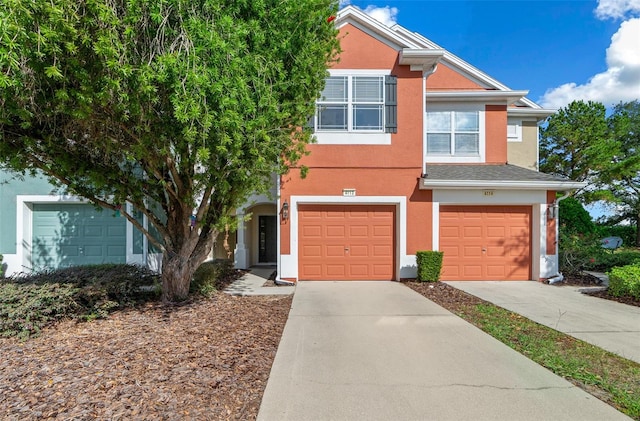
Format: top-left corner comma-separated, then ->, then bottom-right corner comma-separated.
326,245 -> 345,257
440,206 -> 531,281
373,264 -> 393,276
463,226 -> 482,238
326,225 -> 345,238
463,265 -> 482,277
326,265 -> 346,277
350,225 -> 369,237
302,225 -> 322,238
298,205 -> 395,280
487,226 -> 506,238
350,265 -> 369,276
349,245 -> 368,257
463,246 -> 482,257
440,226 -> 460,238
302,245 -> 322,257
441,245 -> 460,258
373,225 -> 392,237
301,265 -> 322,277
371,243 -> 389,255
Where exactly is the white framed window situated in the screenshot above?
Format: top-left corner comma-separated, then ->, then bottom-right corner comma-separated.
427,110 -> 480,156
507,118 -> 522,142
316,75 -> 385,132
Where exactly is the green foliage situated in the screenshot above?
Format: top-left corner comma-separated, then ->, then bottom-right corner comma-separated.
0,264 -> 160,338
559,196 -> 595,235
541,100 -> 640,246
0,0 -> 340,302
0,254 -> 5,278
416,251 -> 443,282
540,100 -> 610,182
592,250 -> 640,272
595,224 -> 637,248
558,232 -> 604,275
608,264 -> 640,300
190,259 -> 237,297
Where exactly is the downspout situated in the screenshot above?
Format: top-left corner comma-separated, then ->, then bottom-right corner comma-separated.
547,191 -> 571,284
422,64 -> 438,176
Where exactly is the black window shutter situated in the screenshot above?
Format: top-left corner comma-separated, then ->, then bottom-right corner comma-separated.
385,75 -> 398,134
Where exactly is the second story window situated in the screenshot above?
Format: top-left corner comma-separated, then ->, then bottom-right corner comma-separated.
427,110 -> 480,156
317,76 -> 385,132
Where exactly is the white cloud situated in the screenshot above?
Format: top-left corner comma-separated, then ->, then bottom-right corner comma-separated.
362,5 -> 398,27
339,0 -> 351,7
595,0 -> 640,19
540,17 -> 640,109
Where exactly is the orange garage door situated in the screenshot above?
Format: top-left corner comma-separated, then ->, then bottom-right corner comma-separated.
298,205 -> 395,280
439,206 -> 531,281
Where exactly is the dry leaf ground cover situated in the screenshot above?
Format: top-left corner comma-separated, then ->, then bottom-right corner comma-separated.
0,294 -> 292,420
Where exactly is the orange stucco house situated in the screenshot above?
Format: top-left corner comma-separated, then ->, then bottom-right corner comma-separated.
227,6 -> 584,283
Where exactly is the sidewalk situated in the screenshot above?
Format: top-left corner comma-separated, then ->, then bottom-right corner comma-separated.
224,266 -> 295,296
258,281 -> 628,420
447,281 -> 640,364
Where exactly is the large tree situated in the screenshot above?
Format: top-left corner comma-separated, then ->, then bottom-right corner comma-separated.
540,100 -> 640,245
540,100 -> 610,183
597,100 -> 640,245
0,0 -> 339,302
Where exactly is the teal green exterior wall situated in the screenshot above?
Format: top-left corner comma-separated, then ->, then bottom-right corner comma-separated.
0,171 -> 53,254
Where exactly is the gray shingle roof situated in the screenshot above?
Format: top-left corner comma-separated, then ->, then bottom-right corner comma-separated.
423,164 -> 569,183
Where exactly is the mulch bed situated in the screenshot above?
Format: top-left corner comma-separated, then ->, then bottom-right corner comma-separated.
561,273 -> 640,308
405,281 -> 483,313
405,274 -> 639,310
0,294 -> 293,420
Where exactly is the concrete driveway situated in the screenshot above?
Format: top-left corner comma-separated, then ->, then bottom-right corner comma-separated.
258,281 -> 628,421
447,281 -> 640,364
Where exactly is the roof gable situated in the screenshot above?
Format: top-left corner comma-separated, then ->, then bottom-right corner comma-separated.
336,6 -> 547,111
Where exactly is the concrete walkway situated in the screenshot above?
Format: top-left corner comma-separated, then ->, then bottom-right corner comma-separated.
447,281 -> 640,364
224,266 -> 294,296
258,282 -> 628,421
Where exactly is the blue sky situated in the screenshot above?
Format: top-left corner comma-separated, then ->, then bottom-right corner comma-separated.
340,0 -> 640,109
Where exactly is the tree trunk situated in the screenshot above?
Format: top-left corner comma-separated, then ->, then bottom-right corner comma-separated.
160,234 -> 214,303
161,252 -> 196,303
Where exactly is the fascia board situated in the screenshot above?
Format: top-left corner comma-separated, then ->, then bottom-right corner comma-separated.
391,26 -> 441,49
420,179 -> 587,190
336,6 -> 419,49
426,90 -> 529,105
508,108 -> 556,118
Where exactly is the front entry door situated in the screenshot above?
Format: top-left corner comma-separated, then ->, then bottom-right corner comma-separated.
258,215 -> 277,263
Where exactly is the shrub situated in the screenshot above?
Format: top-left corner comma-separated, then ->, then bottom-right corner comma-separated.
416,251 -> 443,282
591,250 -> 640,272
608,263 -> 640,300
559,232 -> 605,275
595,224 -> 637,248
0,254 -> 5,278
1,264 -> 160,338
190,259 -> 236,297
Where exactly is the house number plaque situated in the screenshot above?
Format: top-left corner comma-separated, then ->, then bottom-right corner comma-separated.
343,189 -> 356,197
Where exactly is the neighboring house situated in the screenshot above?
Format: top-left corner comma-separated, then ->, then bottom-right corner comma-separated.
0,6 -> 583,280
